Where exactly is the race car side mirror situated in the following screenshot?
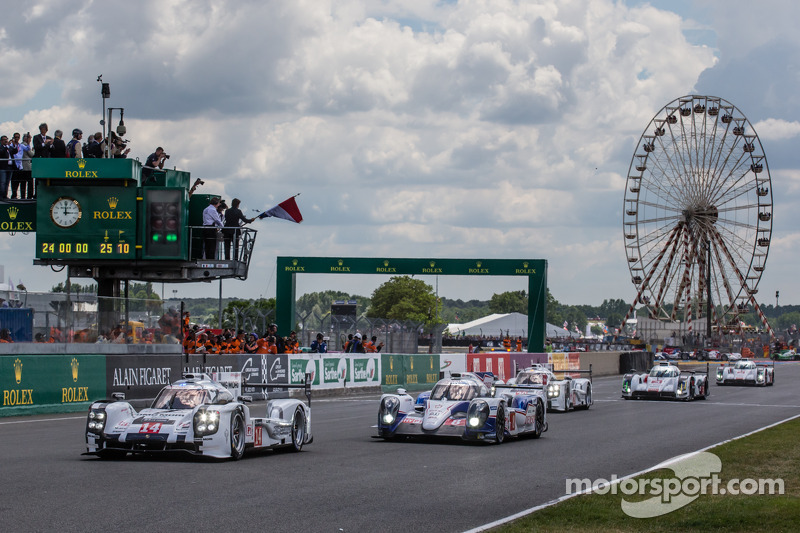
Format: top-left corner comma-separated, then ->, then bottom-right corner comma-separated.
238,395 -> 253,403
111,392 -> 126,401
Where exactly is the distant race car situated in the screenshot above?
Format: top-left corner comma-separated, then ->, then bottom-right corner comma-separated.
376,372 -> 547,443
773,349 -> 799,361
716,360 -> 774,386
622,362 -> 709,401
505,364 -> 593,411
85,373 -> 312,460
696,350 -> 739,361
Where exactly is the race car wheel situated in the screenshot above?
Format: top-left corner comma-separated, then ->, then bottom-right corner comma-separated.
290,407 -> 306,452
532,400 -> 545,439
494,406 -> 506,444
700,379 -> 709,399
230,411 -> 245,460
578,385 -> 592,410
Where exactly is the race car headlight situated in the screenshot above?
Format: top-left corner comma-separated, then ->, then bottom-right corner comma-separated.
87,408 -> 107,434
380,397 -> 400,426
193,409 -> 221,436
467,401 -> 490,428
717,369 -> 723,379
622,381 -> 630,393
757,372 -> 765,382
547,384 -> 560,398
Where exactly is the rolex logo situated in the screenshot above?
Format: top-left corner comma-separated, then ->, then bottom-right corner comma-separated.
77,158 -> 87,169
384,260 -> 389,267
292,259 -> 298,266
71,358 -> 79,382
430,261 -> 435,267
476,261 -> 482,268
389,356 -> 393,371
523,261 -> 529,268
338,259 -> 344,266
7,206 -> 18,220
107,196 -> 119,209
14,358 -> 22,384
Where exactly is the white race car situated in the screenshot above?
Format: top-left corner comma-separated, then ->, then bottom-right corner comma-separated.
622,362 -> 709,401
85,373 -> 312,460
505,364 -> 593,411
716,360 -> 774,386
377,372 -> 547,443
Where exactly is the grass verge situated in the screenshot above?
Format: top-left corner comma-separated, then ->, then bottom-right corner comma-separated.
489,416 -> 800,533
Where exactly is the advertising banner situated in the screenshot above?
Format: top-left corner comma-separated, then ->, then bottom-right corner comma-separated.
107,354 -> 180,400
289,357 -> 320,386
351,356 -> 381,385
321,356 -> 349,386
439,353 -> 467,377
381,353 -> 404,392
1,354 -> 106,416
509,352 -> 548,375
548,352 -> 581,377
403,354 -> 440,391
466,353 -> 512,381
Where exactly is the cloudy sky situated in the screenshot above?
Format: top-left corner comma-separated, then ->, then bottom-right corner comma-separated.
1,0 -> 798,308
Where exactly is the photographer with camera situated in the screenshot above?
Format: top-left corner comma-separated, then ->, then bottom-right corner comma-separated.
143,146 -> 169,183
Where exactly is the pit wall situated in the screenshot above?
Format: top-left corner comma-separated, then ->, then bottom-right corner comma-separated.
1,349 -> 634,416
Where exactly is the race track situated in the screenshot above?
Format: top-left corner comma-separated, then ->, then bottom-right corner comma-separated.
2,361 -> 799,533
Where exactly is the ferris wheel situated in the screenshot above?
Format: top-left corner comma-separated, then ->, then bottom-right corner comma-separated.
622,95 -> 773,335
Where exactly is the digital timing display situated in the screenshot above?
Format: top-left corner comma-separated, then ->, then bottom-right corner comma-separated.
36,186 -> 138,260
39,240 -> 133,258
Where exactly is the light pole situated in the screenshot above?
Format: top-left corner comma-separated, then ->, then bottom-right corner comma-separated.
776,290 -> 779,309
98,76 -> 110,143
106,107 -> 126,158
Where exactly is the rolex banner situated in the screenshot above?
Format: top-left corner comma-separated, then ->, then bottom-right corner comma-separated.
1,354 -> 105,416
0,200 -> 36,233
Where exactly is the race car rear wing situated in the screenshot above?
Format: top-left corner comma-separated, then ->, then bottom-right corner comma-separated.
245,372 -> 313,406
550,365 -> 593,383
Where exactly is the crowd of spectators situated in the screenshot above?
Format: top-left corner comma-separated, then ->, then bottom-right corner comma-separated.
1,122 -> 130,200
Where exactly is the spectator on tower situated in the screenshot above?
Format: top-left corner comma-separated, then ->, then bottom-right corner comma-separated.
32,123 -> 53,158
51,130 -> 67,158
0,135 -> 17,199
143,146 -> 168,183
202,197 -> 223,259
223,198 -> 255,261
85,132 -> 104,158
66,129 -> 83,158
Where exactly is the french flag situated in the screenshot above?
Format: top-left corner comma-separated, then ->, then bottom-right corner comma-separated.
257,195 -> 303,223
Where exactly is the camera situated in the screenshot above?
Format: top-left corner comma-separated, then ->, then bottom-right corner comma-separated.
164,154 -> 170,159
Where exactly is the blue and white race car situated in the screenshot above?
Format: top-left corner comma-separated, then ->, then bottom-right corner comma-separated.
716,359 -> 774,386
622,362 -> 709,401
85,373 -> 312,460
377,372 -> 547,443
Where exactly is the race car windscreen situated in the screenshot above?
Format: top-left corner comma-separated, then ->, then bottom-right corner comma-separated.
735,361 -> 755,369
430,382 -> 479,401
152,388 -> 210,409
649,367 -> 678,378
515,372 -> 546,385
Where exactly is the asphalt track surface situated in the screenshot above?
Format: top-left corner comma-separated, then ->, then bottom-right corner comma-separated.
2,361 -> 799,533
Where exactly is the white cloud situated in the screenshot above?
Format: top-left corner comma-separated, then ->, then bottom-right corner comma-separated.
1,0 -> 798,307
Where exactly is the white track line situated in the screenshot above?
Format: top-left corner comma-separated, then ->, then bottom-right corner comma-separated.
0,416 -> 84,425
463,411 -> 800,533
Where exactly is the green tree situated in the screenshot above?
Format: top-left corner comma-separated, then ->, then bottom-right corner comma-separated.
775,311 -> 800,331
489,291 -> 528,314
367,276 -> 438,326
217,298 -> 275,329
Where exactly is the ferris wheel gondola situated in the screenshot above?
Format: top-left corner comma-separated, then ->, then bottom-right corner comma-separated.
620,95 -> 774,336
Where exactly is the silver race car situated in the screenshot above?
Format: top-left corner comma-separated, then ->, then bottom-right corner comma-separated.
377,372 -> 547,443
622,362 -> 709,401
85,373 -> 312,460
505,364 -> 593,411
716,359 -> 774,386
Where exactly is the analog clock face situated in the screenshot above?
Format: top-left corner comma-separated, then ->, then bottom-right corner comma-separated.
50,197 -> 82,228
